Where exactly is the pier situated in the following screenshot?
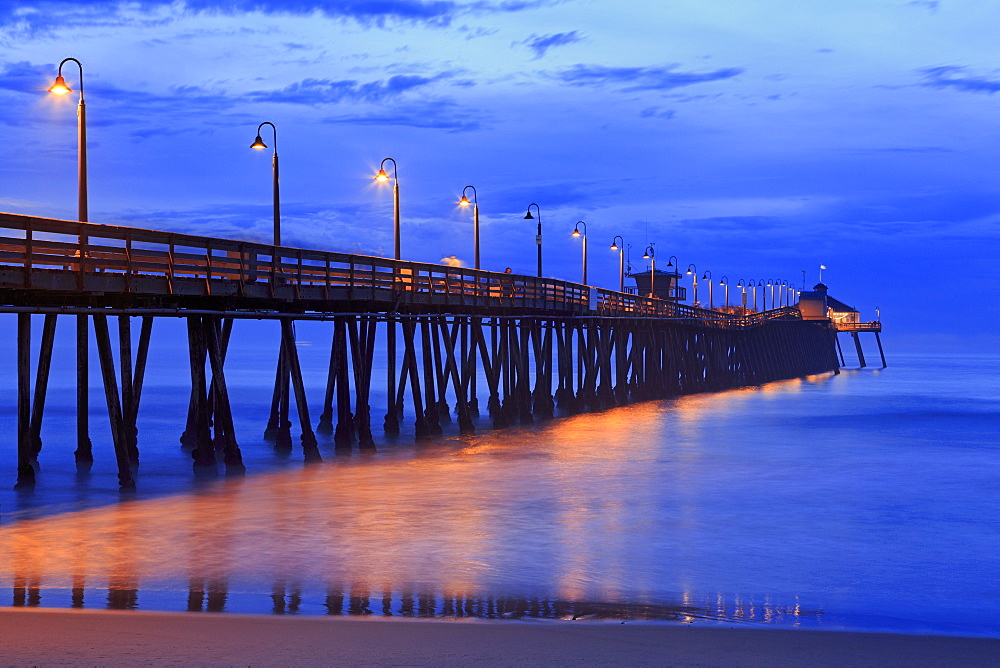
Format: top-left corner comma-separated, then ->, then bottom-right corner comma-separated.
1,211 -> 863,489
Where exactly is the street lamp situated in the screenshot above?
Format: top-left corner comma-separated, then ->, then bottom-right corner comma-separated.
523,203 -> 542,277
748,279 -> 758,311
250,121 -> 280,246
610,236 -> 625,293
642,245 -> 656,297
701,270 -> 713,310
737,279 -> 747,311
758,278 -> 767,310
686,263 -> 699,306
719,275 -> 729,309
49,57 -> 88,222
374,157 -> 400,261
458,186 -> 480,270
50,57 -> 91,462
767,279 -> 776,310
571,221 -> 588,285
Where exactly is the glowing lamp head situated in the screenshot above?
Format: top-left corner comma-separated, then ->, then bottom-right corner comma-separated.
48,75 -> 71,95
459,195 -> 471,206
375,168 -> 389,182
572,229 -> 581,238
702,273 -> 709,280
250,135 -> 268,150
610,243 -> 619,251
642,251 -> 651,259
686,268 -> 693,275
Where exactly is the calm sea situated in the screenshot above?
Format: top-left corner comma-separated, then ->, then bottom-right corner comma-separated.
0,317 -> 997,637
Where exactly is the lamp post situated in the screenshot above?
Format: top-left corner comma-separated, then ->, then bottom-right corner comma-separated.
49,58 -> 87,222
720,275 -> 729,309
768,279 -> 776,310
49,57 -> 92,462
250,122 -> 280,246
374,157 -> 400,261
666,255 -> 678,300
642,245 -> 655,297
571,221 -> 588,285
702,270 -> 713,310
758,279 -> 767,310
458,186 -> 480,270
610,236 -> 625,293
686,263 -> 698,306
737,279 -> 747,311
748,279 -> 758,311
523,203 -> 542,277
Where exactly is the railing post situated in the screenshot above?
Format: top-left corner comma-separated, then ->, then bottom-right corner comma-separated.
205,242 -> 212,295
23,219 -> 32,288
324,257 -> 331,301
125,231 -> 132,293
78,226 -> 87,292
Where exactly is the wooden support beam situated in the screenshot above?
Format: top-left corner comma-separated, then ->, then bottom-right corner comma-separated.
118,315 -> 138,464
203,316 -> 245,475
431,317 -> 451,422
317,322 -> 338,436
875,332 -> 887,368
16,313 -> 34,487
28,313 -> 57,459
93,314 -> 136,489
852,331 -> 867,368
438,317 -> 474,435
419,318 -> 442,435
185,316 -> 216,474
383,318 -> 400,435
332,316 -> 354,449
350,316 -> 377,450
129,317 -> 154,456
401,319 -> 429,440
75,314 -> 93,463
280,318 -> 321,462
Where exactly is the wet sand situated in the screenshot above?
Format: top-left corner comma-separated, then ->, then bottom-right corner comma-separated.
1,608 -> 998,666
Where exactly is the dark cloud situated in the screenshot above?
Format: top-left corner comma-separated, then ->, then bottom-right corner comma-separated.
0,60 -> 51,94
0,0 -> 552,33
920,65 -> 1000,94
248,73 -> 448,105
554,64 -> 744,91
515,31 -> 583,59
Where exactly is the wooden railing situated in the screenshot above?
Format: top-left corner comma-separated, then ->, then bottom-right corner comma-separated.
0,211 -> 805,328
833,321 -> 882,332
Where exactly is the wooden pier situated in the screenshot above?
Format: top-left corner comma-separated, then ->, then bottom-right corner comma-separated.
1,212 -> 856,489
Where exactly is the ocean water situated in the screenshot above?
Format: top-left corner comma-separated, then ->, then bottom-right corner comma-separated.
0,317 -> 997,637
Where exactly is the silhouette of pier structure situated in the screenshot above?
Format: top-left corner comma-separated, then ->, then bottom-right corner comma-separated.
0,212 -> 868,489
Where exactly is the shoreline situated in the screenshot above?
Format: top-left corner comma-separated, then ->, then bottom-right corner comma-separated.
2,608 -> 998,666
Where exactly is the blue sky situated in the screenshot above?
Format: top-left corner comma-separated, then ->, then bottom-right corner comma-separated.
1,0 -> 998,349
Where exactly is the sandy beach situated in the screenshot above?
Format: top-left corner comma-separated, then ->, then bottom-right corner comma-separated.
1,608 -> 997,667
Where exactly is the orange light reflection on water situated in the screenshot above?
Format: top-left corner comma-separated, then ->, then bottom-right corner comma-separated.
0,381 -> 833,614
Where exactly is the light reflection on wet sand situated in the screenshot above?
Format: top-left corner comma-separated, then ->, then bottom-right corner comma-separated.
0,395 -> 826,623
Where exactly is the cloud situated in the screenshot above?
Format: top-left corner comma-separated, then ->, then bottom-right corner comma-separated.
554,64 -> 744,92
515,31 -> 583,59
906,0 -> 939,12
920,65 -> 1000,94
639,106 -> 675,120
321,98 -> 486,132
0,0 -> 552,33
0,60 -> 51,95
248,73 -> 450,105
